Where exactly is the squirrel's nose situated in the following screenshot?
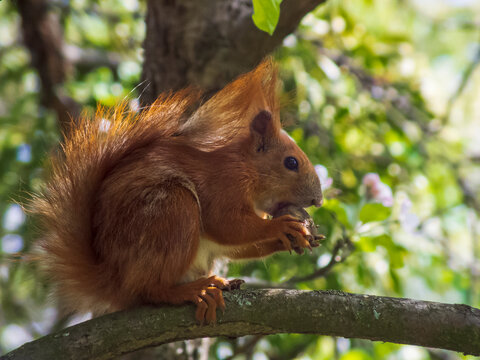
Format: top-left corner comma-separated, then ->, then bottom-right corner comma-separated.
311,196 -> 323,208
310,170 -> 324,207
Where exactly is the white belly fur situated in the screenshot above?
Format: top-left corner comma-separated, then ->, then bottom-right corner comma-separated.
180,236 -> 231,283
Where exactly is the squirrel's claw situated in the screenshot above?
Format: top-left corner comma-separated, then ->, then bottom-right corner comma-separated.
220,278 -> 245,291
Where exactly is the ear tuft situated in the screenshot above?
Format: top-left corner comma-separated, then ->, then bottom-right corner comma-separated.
250,110 -> 273,152
250,110 -> 272,136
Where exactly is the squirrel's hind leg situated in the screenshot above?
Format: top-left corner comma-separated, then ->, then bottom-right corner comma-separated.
97,173 -> 235,323
122,183 -> 226,324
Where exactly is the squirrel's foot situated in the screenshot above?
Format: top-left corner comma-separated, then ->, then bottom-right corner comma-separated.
166,276 -> 228,324
194,286 -> 225,324
171,276 -> 245,323
196,276 -> 229,324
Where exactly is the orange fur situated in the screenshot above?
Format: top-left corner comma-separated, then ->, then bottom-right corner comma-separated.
31,59 -> 323,322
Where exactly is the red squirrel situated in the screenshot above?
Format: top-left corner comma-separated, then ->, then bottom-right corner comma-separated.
32,60 -> 323,324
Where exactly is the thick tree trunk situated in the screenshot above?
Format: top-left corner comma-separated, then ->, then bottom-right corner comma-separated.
3,289 -> 480,360
139,0 -> 326,104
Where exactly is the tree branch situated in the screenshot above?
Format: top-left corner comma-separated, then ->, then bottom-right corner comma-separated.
3,289 -> 479,360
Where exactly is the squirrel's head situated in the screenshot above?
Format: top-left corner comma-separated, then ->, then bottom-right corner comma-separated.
248,110 -> 323,216
186,58 -> 323,214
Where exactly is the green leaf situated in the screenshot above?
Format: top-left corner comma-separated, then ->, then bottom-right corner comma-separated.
323,199 -> 351,228
251,0 -> 283,35
359,203 -> 392,223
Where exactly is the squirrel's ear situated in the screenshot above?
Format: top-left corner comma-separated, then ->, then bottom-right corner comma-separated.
250,110 -> 274,152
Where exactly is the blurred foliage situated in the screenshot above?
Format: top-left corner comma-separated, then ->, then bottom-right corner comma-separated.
1,0 -> 480,359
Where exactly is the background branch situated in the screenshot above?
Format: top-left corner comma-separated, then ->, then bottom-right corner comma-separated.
16,0 -> 80,132
63,45 -> 121,73
285,237 -> 354,284
243,237 -> 354,290
3,289 -> 480,360
443,30 -> 480,123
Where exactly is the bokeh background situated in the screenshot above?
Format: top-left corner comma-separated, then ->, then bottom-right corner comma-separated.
1,0 -> 480,359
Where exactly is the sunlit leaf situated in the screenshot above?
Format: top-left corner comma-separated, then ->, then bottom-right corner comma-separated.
359,203 -> 392,223
251,0 -> 283,35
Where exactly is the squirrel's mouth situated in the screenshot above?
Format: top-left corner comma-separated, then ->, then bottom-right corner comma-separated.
266,202 -> 293,217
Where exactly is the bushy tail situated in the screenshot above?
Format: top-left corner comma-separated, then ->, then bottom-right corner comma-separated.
31,90 -> 200,314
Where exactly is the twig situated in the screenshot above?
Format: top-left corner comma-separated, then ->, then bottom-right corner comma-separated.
444,30 -> 480,123
313,44 -> 433,134
285,237 -> 353,284
226,335 -> 263,360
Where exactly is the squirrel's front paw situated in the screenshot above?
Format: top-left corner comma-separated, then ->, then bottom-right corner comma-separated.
269,215 -> 311,254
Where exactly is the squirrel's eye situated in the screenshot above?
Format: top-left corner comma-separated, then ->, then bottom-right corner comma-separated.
284,156 -> 299,171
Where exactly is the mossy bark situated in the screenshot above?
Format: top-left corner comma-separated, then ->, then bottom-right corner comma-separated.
3,289 -> 480,360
